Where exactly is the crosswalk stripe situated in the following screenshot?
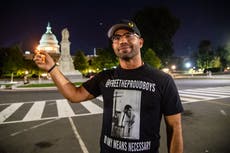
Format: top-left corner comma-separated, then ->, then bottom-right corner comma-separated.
180,97 -> 200,102
81,101 -> 103,114
179,93 -> 213,100
0,86 -> 230,124
0,103 -> 23,123
56,99 -> 75,117
183,86 -> 230,93
182,89 -> 230,96
96,96 -> 103,102
23,101 -> 45,121
186,86 -> 230,91
179,91 -> 227,98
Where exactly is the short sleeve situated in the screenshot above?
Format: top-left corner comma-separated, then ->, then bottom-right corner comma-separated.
161,75 -> 183,116
82,74 -> 102,97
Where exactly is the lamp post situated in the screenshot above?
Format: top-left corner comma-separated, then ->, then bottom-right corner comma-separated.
10,72 -> 14,83
24,70 -> 29,84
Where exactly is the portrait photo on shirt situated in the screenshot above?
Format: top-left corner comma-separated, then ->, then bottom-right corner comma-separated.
111,89 -> 141,140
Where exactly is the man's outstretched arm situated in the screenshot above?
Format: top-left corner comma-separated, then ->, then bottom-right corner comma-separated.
33,50 -> 94,103
164,113 -> 183,153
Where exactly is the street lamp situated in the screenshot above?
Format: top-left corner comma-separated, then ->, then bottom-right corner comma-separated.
24,70 -> 29,84
185,62 -> 191,69
171,65 -> 176,71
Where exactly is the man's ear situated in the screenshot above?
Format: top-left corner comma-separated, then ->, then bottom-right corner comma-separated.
139,38 -> 144,48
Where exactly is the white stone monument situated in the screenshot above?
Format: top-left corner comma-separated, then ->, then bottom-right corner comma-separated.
58,28 -> 82,81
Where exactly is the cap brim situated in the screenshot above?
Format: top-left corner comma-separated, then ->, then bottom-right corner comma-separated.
107,23 -> 132,38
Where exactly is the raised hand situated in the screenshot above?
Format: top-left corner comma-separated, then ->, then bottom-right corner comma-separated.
33,50 -> 55,72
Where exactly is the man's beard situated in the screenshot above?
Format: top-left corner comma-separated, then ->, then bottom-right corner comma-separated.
117,49 -> 138,61
121,55 -> 132,61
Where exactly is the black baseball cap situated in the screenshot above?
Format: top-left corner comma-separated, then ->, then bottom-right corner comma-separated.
107,19 -> 141,38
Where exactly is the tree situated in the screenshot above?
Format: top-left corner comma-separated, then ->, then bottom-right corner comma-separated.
73,50 -> 88,72
92,48 -> 118,71
216,45 -> 230,70
210,56 -> 221,68
195,40 -> 214,69
0,45 -> 24,77
132,7 -> 180,62
142,48 -> 161,69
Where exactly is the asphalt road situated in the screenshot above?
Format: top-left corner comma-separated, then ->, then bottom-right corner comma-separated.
0,78 -> 230,153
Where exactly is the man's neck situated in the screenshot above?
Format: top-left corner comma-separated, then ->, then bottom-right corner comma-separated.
119,58 -> 144,69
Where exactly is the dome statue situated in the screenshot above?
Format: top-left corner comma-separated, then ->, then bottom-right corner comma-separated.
62,28 -> 69,40
37,22 -> 60,54
58,27 -> 82,81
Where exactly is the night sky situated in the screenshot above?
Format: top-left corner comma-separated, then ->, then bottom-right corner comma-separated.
1,0 -> 230,56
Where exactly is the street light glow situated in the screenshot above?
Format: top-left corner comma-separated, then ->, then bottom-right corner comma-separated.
171,65 -> 176,70
185,62 -> 191,68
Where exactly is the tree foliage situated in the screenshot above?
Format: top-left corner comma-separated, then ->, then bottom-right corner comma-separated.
73,50 -> 89,72
0,45 -> 24,76
132,7 -> 180,61
216,45 -> 230,69
194,40 -> 215,69
210,56 -> 221,68
142,48 -> 161,69
92,48 -> 118,71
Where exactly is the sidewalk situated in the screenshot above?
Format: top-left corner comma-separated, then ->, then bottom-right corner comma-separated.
0,78 -> 88,91
1,74 -> 230,91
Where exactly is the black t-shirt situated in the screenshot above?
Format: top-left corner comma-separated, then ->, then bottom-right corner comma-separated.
83,64 -> 183,153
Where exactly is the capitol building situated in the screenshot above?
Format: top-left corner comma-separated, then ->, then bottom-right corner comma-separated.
37,22 -> 60,54
36,22 -> 82,80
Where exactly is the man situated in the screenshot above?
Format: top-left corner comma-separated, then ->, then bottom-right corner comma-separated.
34,19 -> 183,153
118,105 -> 136,139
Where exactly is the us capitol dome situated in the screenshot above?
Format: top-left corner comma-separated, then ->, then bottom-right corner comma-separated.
37,22 -> 60,54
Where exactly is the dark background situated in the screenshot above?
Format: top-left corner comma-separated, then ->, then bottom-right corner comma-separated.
1,0 -> 230,56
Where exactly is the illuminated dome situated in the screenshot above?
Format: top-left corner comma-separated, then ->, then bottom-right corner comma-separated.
37,22 -> 60,54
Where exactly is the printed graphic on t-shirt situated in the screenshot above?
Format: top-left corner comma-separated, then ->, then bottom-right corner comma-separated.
111,89 -> 141,140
